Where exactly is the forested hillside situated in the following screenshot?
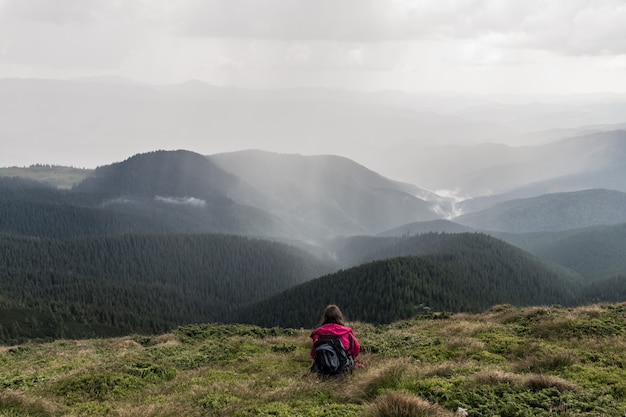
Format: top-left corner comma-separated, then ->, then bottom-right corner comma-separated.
579,275 -> 626,304
495,223 -> 626,281
0,171 -> 290,239
0,234 -> 332,344
235,234 -> 582,328
76,150 -> 239,202
377,219 -> 474,237
455,189 -> 626,233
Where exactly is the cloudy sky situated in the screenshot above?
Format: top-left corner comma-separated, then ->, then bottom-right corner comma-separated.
1,0 -> 626,94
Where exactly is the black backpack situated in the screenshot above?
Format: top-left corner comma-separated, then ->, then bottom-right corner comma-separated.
312,334 -> 354,376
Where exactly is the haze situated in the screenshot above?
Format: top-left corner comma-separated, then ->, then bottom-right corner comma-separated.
1,0 -> 626,186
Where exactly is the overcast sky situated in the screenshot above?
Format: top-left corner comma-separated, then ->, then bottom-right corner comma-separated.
1,0 -> 626,94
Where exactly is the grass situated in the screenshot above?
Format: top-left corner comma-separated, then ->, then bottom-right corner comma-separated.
3,304 -> 626,416
0,166 -> 92,189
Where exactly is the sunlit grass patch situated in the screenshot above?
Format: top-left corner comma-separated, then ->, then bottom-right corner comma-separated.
511,349 -> 578,373
472,369 -> 518,385
0,391 -> 57,417
531,315 -> 625,339
438,318 -> 495,339
51,372 -> 144,404
471,368 -> 578,392
339,358 -> 415,402
4,304 -> 626,415
521,373 -> 579,392
417,362 -> 471,379
366,391 -> 455,417
562,362 -> 626,400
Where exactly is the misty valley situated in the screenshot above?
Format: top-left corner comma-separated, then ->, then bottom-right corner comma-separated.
3,83 -> 626,417
2,129 -> 626,344
4,1 -> 626,413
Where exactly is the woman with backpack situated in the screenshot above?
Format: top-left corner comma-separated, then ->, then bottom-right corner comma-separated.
310,304 -> 361,376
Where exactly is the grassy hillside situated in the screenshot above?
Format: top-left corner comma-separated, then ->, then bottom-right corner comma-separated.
2,304 -> 626,416
0,165 -> 92,189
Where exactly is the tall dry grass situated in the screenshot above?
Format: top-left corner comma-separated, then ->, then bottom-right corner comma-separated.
366,391 -> 455,417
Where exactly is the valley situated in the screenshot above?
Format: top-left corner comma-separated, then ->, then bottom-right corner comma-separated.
2,129 -> 626,344
2,80 -> 626,417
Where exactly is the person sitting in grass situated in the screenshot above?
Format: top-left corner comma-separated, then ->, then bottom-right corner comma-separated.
310,304 -> 361,376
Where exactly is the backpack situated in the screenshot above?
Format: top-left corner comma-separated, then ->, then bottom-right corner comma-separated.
312,334 -> 354,376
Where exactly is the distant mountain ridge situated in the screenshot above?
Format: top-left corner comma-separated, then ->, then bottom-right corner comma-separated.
403,130 -> 626,199
5,148 -> 626,342
210,150 -> 443,237
1,149 -> 445,241
4,77 -> 626,344
495,223 -> 626,282
75,150 -> 239,202
455,189 -> 626,233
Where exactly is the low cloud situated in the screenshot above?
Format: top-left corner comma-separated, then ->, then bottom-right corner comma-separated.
155,196 -> 207,207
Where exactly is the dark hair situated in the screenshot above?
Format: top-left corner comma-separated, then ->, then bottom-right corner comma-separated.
319,304 -> 346,326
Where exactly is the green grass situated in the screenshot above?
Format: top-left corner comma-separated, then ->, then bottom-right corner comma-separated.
3,305 -> 626,416
0,166 -> 92,189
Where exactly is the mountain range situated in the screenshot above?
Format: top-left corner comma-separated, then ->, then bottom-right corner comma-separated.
3,78 -> 626,343
3,77 -> 626,187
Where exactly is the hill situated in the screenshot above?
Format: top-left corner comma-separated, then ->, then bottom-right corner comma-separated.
405,130 -> 626,198
495,223 -> 626,281
0,151 -> 293,239
76,150 -> 240,202
376,219 -> 474,237
210,150 -> 443,237
4,304 -> 626,416
579,276 -> 626,304
0,177 -> 184,238
0,233 -> 332,344
235,233 -> 582,328
2,150 -> 447,241
454,189 -> 626,233
0,165 -> 91,189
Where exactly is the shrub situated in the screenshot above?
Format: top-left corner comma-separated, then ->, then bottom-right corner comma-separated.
53,372 -> 143,404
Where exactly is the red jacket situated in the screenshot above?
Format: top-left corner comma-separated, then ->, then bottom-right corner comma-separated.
310,323 -> 360,359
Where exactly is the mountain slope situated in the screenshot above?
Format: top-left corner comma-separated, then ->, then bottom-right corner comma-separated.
236,233 -> 582,328
406,130 -> 626,198
210,150 -> 443,237
0,178 -> 171,238
377,219 -> 474,237
0,233 -> 333,344
73,150 -> 293,238
455,189 -> 626,233
495,223 -> 626,281
76,150 -> 240,202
